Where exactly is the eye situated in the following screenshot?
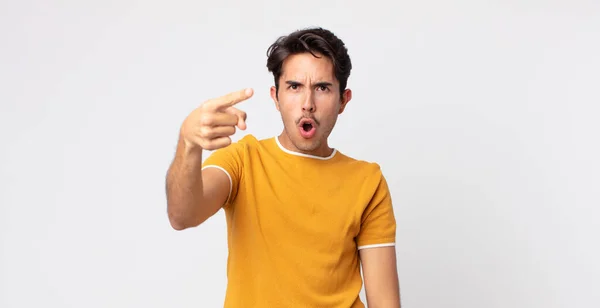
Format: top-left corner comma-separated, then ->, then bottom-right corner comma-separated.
317,85 -> 329,91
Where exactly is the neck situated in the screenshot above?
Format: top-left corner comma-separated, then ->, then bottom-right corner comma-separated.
277,131 -> 334,158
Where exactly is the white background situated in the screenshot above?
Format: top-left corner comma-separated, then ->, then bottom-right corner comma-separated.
1,1 -> 599,307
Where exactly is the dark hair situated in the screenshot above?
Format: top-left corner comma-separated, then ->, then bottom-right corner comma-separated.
266,27 -> 352,96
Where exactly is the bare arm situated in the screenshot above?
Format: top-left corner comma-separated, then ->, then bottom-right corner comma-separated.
165,88 -> 253,230
360,246 -> 401,308
165,136 -> 230,230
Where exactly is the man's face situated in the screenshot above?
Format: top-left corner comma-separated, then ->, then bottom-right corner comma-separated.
270,52 -> 352,156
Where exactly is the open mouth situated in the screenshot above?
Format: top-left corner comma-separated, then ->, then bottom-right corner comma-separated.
298,118 -> 317,138
302,122 -> 313,132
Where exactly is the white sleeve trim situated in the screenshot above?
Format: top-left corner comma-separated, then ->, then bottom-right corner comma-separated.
357,243 -> 396,250
201,165 -> 232,203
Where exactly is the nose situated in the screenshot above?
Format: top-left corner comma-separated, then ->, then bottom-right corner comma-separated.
302,93 -> 315,113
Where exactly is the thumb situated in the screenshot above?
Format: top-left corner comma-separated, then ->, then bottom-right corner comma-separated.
225,107 -> 247,130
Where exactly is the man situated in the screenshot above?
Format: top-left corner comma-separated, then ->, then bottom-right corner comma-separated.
165,27 -> 401,307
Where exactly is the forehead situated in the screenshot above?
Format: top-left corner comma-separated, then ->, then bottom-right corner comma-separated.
280,52 -> 336,82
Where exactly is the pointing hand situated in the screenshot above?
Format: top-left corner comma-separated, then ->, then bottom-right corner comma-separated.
181,88 -> 253,151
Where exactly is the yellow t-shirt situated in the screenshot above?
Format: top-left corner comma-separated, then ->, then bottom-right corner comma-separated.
202,134 -> 396,307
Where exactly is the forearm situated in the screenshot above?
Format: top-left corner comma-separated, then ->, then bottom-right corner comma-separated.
166,135 -> 205,230
361,246 -> 401,308
366,294 -> 401,308
366,283 -> 401,308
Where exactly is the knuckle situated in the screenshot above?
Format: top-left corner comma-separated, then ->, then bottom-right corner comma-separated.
198,141 -> 209,150
232,108 -> 244,117
222,137 -> 232,147
199,113 -> 214,126
227,126 -> 236,135
198,126 -> 211,138
203,139 -> 216,150
196,137 -> 209,148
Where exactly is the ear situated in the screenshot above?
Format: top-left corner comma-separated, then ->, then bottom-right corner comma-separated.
270,86 -> 280,111
338,88 -> 352,114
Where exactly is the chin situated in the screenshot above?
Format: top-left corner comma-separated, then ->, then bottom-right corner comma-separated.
291,134 -> 322,152
295,140 -> 321,152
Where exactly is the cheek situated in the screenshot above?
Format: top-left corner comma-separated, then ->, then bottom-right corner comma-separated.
278,95 -> 300,112
316,98 -> 341,114
278,102 -> 298,123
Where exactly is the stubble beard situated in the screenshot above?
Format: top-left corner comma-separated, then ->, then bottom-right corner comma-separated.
279,114 -> 318,153
285,122 -> 337,155
295,136 -> 322,152
283,125 -> 322,153
280,113 -> 337,154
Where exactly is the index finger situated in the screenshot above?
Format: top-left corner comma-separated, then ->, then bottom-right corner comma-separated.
208,88 -> 254,109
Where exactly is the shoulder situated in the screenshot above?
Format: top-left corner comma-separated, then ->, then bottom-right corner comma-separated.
336,151 -> 385,178
334,152 -> 389,193
202,134 -> 260,165
211,134 -> 261,153
233,134 -> 276,149
232,134 -> 259,147
204,134 -> 277,163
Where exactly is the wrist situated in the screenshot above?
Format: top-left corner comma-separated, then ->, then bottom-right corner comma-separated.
179,134 -> 203,162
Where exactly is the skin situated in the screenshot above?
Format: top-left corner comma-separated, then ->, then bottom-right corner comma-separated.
165,52 -> 400,307
166,88 -> 253,230
360,246 -> 402,307
270,52 -> 351,157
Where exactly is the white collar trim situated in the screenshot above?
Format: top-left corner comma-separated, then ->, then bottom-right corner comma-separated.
274,137 -> 337,160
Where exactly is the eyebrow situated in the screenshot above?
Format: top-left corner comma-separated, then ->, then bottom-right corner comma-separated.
285,80 -> 333,87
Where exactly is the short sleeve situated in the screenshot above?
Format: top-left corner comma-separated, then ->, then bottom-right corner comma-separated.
356,172 -> 397,250
201,141 -> 245,206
